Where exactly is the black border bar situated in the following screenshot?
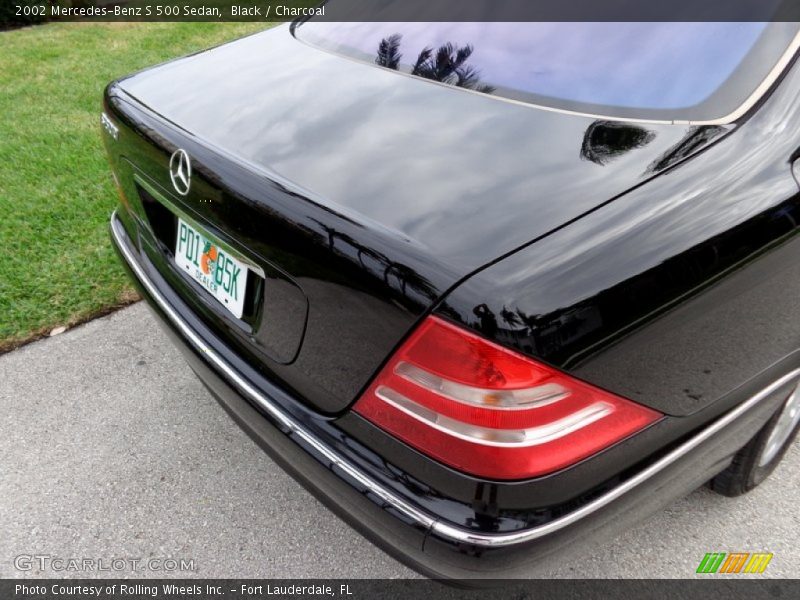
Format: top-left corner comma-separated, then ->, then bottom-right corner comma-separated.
5,0 -> 800,24
4,579 -> 800,600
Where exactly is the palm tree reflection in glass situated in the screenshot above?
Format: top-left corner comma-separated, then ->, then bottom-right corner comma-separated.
375,33 -> 496,94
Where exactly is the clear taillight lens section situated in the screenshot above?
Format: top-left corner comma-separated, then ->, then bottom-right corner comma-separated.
353,316 -> 662,480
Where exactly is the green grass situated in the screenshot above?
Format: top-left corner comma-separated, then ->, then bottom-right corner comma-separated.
0,21 -> 270,351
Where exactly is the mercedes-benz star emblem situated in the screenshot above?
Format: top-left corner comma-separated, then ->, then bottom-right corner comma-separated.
169,149 -> 192,196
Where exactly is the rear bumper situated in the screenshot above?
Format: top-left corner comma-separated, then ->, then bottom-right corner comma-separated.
110,210 -> 795,580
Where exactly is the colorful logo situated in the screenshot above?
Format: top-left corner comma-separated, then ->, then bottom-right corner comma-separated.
200,242 -> 218,275
696,552 -> 773,574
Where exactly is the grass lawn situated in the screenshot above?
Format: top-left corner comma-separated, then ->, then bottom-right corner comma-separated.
0,21 -> 270,352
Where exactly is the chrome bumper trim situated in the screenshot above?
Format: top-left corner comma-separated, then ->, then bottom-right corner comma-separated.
111,211 -> 796,548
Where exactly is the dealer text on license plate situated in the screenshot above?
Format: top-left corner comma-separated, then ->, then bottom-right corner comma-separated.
174,218 -> 248,318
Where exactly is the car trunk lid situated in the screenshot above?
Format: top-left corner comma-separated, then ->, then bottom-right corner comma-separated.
105,25 -> 725,413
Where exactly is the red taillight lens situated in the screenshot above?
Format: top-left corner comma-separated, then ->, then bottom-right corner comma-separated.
354,316 -> 662,480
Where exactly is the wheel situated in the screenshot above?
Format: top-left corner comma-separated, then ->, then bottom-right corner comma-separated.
708,382 -> 800,497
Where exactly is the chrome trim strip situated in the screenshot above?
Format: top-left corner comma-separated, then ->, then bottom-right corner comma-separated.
717,29 -> 800,125
110,213 -> 434,531
111,211 -> 797,548
433,367 -> 800,547
294,26 -> 800,126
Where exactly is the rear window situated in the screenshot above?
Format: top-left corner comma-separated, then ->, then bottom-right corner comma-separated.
295,21 -> 800,122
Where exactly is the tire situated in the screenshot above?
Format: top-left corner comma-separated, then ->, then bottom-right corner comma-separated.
708,383 -> 800,497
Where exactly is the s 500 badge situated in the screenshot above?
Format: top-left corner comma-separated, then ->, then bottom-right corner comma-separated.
100,112 -> 118,140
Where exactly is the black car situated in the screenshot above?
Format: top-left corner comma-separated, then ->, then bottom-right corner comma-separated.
103,20 -> 800,579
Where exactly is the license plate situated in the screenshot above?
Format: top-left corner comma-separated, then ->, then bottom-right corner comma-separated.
174,218 -> 248,319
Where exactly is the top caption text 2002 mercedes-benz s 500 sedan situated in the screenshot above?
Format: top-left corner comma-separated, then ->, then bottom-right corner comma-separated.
103,20 -> 800,578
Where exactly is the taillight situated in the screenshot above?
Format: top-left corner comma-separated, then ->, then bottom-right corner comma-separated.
353,316 -> 662,480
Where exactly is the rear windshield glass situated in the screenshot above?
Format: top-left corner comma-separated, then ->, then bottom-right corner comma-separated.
295,21 -> 799,122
